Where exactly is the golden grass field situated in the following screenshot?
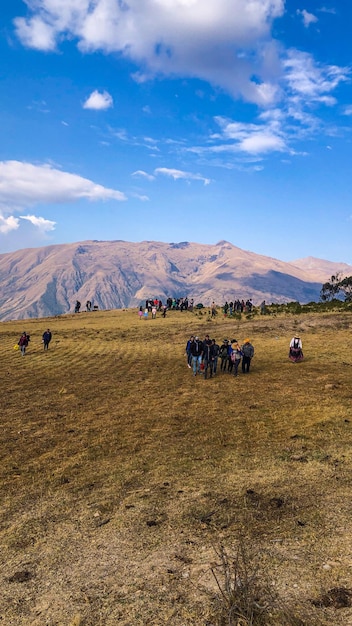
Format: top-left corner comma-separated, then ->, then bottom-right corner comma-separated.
1,306 -> 352,625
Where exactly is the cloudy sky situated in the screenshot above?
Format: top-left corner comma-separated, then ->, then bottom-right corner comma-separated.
1,0 -> 351,262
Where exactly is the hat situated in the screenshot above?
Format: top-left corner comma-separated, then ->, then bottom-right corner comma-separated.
231,339 -> 237,343
244,338 -> 250,343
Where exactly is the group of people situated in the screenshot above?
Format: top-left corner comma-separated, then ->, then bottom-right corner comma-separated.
74,300 -> 97,313
185,334 -> 255,379
17,329 -> 52,355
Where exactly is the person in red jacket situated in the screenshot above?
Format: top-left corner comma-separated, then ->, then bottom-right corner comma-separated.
18,332 -> 30,356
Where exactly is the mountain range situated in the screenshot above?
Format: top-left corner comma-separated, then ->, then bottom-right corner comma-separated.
0,239 -> 351,321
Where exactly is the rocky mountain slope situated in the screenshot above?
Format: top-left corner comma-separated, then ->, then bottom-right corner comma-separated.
0,239 -> 351,321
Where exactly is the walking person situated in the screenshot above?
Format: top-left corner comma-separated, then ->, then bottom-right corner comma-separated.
289,336 -> 304,362
189,336 -> 203,376
42,328 -> 52,351
185,335 -> 194,368
18,332 -> 30,356
242,338 -> 254,373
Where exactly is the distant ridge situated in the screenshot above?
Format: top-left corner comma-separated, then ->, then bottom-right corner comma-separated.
0,239 -> 351,321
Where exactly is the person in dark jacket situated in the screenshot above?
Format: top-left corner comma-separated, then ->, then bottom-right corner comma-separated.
219,339 -> 229,372
242,338 -> 255,373
189,336 -> 203,376
42,329 -> 52,351
185,335 -> 194,368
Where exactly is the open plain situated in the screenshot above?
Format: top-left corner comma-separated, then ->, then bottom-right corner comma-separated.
1,306 -> 352,625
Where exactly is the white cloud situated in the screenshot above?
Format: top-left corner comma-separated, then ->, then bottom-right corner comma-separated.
154,167 -> 210,185
19,215 -> 56,232
343,105 -> 352,116
283,50 -> 349,101
83,90 -> 113,110
14,0 -> 285,105
0,215 -> 20,234
297,9 -> 318,28
132,170 -> 155,181
0,161 -> 126,209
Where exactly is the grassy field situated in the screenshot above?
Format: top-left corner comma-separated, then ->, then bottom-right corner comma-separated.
1,307 -> 352,625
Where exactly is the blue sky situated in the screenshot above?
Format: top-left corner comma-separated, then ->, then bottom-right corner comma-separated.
0,0 -> 351,263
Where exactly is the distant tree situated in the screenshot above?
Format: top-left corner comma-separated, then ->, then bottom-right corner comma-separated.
320,272 -> 352,302
320,273 -> 342,301
339,276 -> 352,302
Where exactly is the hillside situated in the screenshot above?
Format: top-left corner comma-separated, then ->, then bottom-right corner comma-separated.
1,308 -> 352,625
0,239 -> 351,320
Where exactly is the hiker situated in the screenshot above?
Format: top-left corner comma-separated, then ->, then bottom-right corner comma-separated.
18,332 -> 30,356
86,300 -> 92,311
211,301 -> 217,317
42,328 -> 52,351
242,338 -> 255,373
227,338 -> 237,373
260,300 -> 266,315
189,336 -> 203,376
185,335 -> 194,368
289,336 -> 304,362
74,300 -> 81,313
138,305 -> 143,320
152,306 -> 157,319
230,341 -> 243,377
211,338 -> 220,375
203,339 -> 215,379
219,339 -> 230,372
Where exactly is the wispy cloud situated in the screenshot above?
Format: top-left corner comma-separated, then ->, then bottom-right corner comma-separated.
19,215 -> 56,232
83,90 -> 113,110
132,170 -> 155,181
154,167 -> 211,185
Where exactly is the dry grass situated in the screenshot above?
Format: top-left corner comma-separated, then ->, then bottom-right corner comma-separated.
1,307 -> 352,625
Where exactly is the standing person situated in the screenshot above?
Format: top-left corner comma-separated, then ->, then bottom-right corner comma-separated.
138,305 -> 143,320
289,336 -> 303,362
211,301 -> 217,318
219,339 -> 229,372
211,338 -> 220,375
152,306 -> 157,319
242,338 -> 254,373
86,300 -> 92,312
203,339 -> 215,379
185,335 -> 194,368
74,300 -> 81,313
260,300 -> 266,315
42,328 -> 52,351
230,341 -> 243,377
189,336 -> 203,376
18,332 -> 30,356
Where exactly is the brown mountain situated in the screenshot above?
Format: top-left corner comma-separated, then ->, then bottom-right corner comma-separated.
0,239 -> 351,321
